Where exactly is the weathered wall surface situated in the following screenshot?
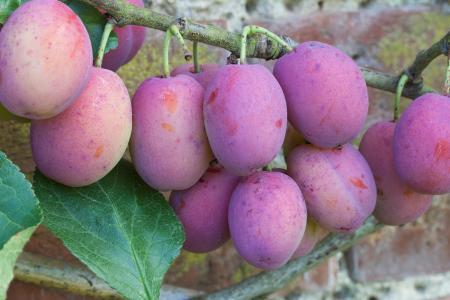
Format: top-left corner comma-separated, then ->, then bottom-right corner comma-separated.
3,0 -> 450,299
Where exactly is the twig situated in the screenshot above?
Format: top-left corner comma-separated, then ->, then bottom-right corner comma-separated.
360,67 -> 434,98
404,31 -> 450,84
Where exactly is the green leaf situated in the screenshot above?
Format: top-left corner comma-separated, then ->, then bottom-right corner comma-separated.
0,151 -> 41,299
0,151 -> 41,249
0,0 -> 24,24
35,160 -> 185,300
0,226 -> 38,300
104,31 -> 118,55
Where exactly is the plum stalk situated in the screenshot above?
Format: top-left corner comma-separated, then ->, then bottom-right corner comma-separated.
162,26 -> 173,77
193,41 -> 200,73
445,47 -> 450,96
95,20 -> 115,68
162,24 -> 191,77
394,74 -> 409,121
240,25 -> 292,64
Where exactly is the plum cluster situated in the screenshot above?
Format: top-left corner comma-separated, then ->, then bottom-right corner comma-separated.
1,0 -> 449,270
0,0 -> 145,186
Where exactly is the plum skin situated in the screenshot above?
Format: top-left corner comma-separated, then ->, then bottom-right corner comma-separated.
393,93 -> 450,195
360,121 -> 433,225
171,63 -> 221,88
204,64 -> 287,176
287,144 -> 376,232
169,164 -> 239,253
130,75 -> 212,191
228,171 -> 307,270
0,0 -> 93,119
273,41 -> 368,148
31,67 -> 132,187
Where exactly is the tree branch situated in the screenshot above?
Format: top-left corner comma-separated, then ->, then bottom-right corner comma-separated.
14,252 -> 122,299
405,31 -> 450,83
14,252 -> 202,299
360,67 -> 434,99
82,0 -> 288,59
80,0 -> 447,99
199,217 -> 383,300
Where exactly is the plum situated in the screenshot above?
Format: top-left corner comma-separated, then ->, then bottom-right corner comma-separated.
287,144 -> 376,232
393,93 -> 450,194
273,41 -> 368,148
169,164 -> 239,253
229,171 -> 307,269
291,218 -> 328,259
360,121 -> 432,225
0,0 -> 92,119
171,63 -> 221,88
102,0 -> 146,71
130,75 -> 212,191
31,67 -> 132,186
204,64 -> 287,176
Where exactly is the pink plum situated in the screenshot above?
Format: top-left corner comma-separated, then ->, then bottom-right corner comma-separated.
360,121 -> 433,225
130,75 -> 212,191
0,0 -> 92,119
204,64 -> 287,176
287,144 -> 376,232
229,171 -> 307,269
393,93 -> 450,194
31,67 -> 132,186
170,164 -> 239,253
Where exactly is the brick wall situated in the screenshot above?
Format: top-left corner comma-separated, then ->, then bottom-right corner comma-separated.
4,0 -> 450,298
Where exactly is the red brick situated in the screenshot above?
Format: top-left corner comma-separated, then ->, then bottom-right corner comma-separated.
297,257 -> 338,292
7,281 -> 94,300
346,195 -> 450,282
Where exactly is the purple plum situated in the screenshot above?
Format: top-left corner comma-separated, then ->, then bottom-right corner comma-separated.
204,64 -> 287,176
229,171 -> 307,269
274,41 -> 368,148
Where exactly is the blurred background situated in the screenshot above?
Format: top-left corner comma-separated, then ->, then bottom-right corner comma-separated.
3,0 -> 450,299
